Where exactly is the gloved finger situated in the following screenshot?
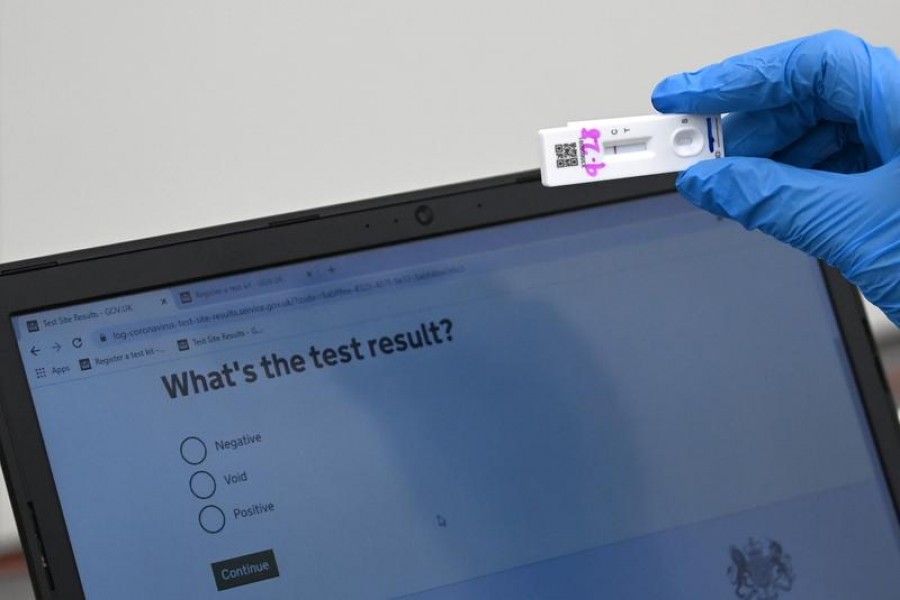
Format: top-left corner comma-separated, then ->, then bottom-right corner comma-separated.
723,106 -> 815,157
814,143 -> 870,174
676,157 -> 862,267
652,30 -> 870,120
772,121 -> 854,169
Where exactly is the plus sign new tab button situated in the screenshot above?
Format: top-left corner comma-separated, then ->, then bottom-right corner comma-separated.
211,549 -> 279,591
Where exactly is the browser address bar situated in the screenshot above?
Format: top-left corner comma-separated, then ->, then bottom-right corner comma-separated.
92,264 -> 465,345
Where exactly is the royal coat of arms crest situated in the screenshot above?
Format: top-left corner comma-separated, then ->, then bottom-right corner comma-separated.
728,538 -> 795,599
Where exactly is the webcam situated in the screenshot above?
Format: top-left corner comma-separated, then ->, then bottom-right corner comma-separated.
414,205 -> 434,226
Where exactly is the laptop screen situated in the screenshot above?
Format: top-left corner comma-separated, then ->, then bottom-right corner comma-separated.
11,192 -> 900,598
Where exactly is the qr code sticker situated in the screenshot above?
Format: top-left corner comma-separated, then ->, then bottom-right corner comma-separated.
555,143 -> 578,168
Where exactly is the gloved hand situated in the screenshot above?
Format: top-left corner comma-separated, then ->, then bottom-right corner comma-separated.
652,30 -> 900,325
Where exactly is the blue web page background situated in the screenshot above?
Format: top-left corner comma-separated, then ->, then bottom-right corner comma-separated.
13,193 -> 900,598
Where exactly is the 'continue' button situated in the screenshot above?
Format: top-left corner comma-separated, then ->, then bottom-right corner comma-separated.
211,549 -> 279,591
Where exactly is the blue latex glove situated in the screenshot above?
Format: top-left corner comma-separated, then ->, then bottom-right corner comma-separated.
652,30 -> 900,325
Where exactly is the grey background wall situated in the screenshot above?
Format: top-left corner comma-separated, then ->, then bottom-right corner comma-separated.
2,1 -> 898,262
0,0 -> 898,551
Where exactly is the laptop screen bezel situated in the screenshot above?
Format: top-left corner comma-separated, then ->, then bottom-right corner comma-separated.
0,170 -> 898,599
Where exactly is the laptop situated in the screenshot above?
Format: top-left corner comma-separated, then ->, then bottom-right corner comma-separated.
0,171 -> 899,599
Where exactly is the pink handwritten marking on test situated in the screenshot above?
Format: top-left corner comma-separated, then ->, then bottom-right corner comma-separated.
583,162 -> 606,177
580,128 -> 607,177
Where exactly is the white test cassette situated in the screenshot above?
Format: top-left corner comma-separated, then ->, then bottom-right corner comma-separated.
538,114 -> 724,187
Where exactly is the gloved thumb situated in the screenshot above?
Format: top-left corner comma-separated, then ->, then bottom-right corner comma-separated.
678,157 -> 900,322
676,157 -> 875,270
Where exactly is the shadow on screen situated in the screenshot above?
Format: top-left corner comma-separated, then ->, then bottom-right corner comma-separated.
316,279 -> 658,594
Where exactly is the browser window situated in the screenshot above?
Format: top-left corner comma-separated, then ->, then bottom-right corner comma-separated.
13,194 -> 900,598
